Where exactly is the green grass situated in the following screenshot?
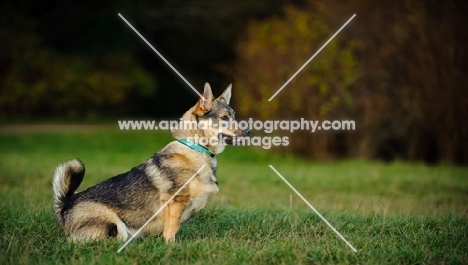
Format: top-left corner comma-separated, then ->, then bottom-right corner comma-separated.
1,126 -> 467,264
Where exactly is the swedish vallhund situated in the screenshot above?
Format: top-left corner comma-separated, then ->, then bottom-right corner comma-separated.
52,83 -> 250,242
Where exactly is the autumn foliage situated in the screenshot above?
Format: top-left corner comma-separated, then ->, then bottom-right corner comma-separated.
231,0 -> 468,164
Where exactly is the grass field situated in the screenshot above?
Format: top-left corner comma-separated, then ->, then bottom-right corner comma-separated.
1,125 -> 467,264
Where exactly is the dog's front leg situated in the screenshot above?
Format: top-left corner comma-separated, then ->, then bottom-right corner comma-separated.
162,194 -> 190,243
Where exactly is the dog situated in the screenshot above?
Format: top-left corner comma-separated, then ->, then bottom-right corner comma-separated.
52,83 -> 250,242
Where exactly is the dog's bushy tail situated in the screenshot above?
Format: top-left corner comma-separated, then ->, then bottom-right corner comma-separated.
52,159 -> 85,225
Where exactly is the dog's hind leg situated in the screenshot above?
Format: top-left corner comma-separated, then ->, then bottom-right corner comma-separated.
68,221 -> 118,241
64,202 -> 130,241
69,220 -> 131,242
162,194 -> 190,242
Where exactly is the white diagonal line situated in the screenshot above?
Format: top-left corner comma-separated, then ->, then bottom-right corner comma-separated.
117,165 -> 206,253
268,165 -> 357,252
118,13 -> 205,101
268,14 -> 356,101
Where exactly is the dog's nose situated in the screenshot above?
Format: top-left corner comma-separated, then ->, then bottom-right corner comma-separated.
244,129 -> 251,136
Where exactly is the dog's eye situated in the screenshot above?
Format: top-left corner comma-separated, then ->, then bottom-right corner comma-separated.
221,115 -> 229,121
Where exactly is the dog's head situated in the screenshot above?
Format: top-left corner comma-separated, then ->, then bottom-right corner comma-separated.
171,83 -> 250,154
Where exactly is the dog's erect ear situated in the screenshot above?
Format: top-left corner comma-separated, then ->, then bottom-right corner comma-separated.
195,83 -> 214,114
217,83 -> 232,104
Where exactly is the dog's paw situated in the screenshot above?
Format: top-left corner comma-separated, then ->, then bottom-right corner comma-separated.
164,236 -> 176,244
163,231 -> 176,243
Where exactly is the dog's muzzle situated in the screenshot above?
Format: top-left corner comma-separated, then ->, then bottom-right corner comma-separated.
220,129 -> 250,145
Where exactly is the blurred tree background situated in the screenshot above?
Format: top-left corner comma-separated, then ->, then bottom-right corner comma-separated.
1,0 -> 467,164
230,0 -> 467,164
